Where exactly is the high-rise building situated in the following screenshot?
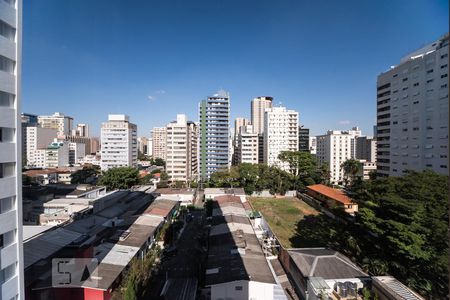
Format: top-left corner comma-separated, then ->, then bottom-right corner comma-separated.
0,0 -> 24,297
38,112 -> 74,137
21,113 -> 38,165
137,136 -> 149,155
298,126 -> 310,152
151,127 -> 167,160
263,106 -> 299,170
232,117 -> 250,165
356,136 -> 377,162
251,96 -> 273,163
72,123 -> 89,137
165,114 -> 198,182
90,137 -> 100,155
316,127 -> 362,185
199,90 -> 230,179
236,125 -> 259,164
251,96 -> 273,135
25,126 -> 58,167
100,114 -> 137,171
376,33 -> 449,176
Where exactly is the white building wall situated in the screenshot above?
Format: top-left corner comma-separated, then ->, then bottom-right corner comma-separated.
151,127 -> 167,160
238,125 -> 259,164
377,34 -> 449,176
100,114 -> 137,171
316,128 -> 361,185
25,126 -> 57,167
0,0 -> 24,298
263,106 -> 299,170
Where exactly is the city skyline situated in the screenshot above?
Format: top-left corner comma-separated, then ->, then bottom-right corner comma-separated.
22,0 -> 448,137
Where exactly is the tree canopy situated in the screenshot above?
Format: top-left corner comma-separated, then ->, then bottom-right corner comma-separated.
98,167 -> 140,190
351,170 -> 448,298
207,155 -> 328,195
70,166 -> 100,184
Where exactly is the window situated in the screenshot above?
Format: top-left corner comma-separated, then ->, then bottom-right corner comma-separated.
0,20 -> 15,41
235,286 -> 243,291
427,79 -> 433,83
426,69 -> 434,74
441,53 -> 448,59
413,82 -> 419,86
0,55 -> 15,74
0,91 -> 14,107
441,74 -> 448,78
402,77 -> 408,81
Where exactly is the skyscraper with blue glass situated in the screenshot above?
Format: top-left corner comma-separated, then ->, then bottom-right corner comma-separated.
199,90 -> 230,180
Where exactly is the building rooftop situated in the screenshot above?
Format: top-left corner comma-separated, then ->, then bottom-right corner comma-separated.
24,227 -> 83,269
287,248 -> 368,280
205,195 -> 276,287
372,276 -> 425,300
155,188 -> 196,195
306,184 -> 354,205
144,199 -> 179,217
23,225 -> 55,241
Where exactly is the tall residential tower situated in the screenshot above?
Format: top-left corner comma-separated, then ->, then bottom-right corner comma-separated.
251,96 -> 273,163
100,114 -> 137,171
199,90 -> 230,179
0,0 -> 24,298
263,106 -> 299,171
165,114 -> 198,182
376,33 -> 449,176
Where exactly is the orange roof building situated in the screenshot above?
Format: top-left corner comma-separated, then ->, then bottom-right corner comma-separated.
306,184 -> 358,215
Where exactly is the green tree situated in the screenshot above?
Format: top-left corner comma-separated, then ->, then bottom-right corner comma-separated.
341,158 -> 361,186
98,167 -> 140,190
70,166 -> 100,184
153,158 -> 165,166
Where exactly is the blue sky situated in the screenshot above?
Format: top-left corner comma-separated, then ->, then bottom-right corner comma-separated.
22,0 -> 449,137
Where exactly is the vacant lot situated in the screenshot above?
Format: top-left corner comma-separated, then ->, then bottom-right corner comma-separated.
248,197 -> 319,248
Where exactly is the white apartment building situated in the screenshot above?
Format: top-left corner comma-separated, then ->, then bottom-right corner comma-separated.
100,114 -> 138,171
0,0 -> 24,298
236,125 -> 258,164
165,114 -> 198,182
309,136 -> 317,155
38,112 -> 73,137
251,96 -> 273,135
316,127 -> 362,185
263,106 -> 299,170
232,118 -> 250,165
147,139 -> 153,156
251,96 -> 273,163
25,126 -> 57,167
151,127 -> 167,160
377,33 -> 449,176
